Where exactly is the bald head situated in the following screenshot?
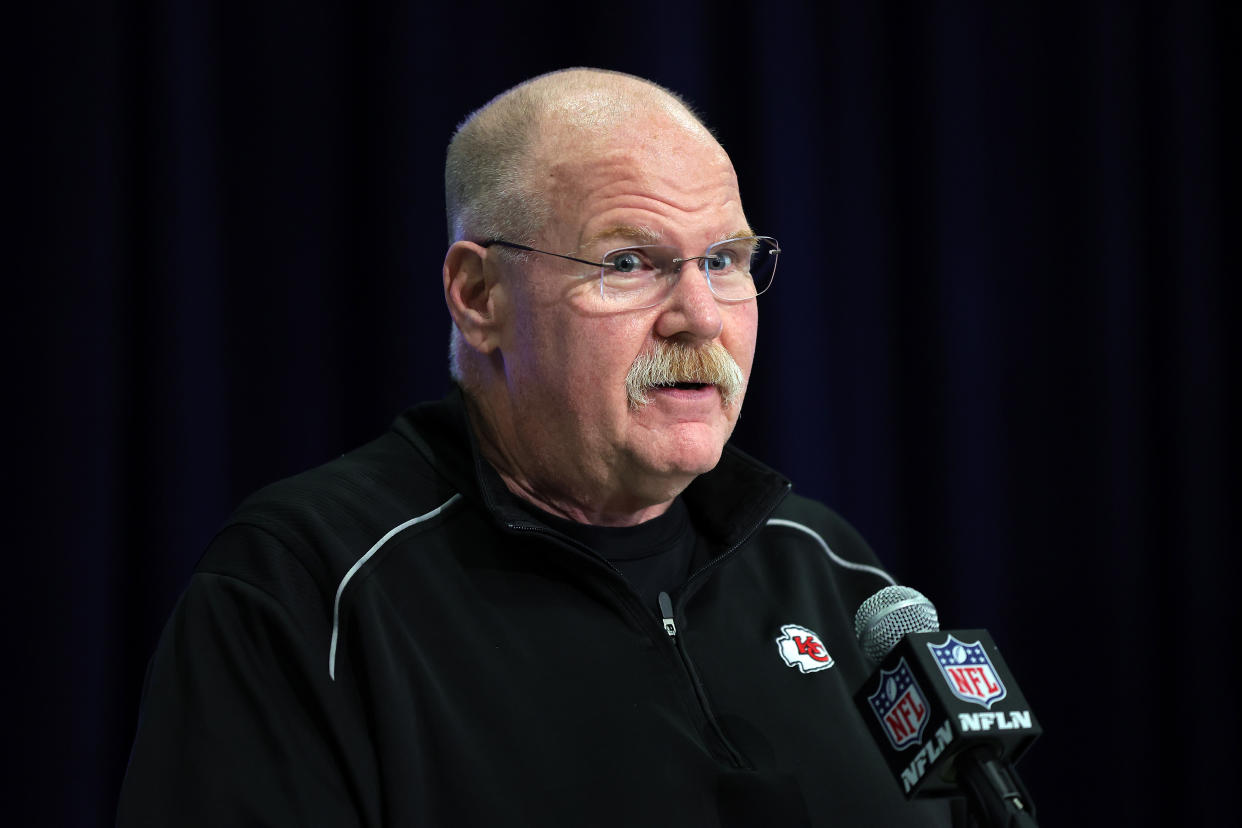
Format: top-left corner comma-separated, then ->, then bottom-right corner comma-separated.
444,68 -> 717,245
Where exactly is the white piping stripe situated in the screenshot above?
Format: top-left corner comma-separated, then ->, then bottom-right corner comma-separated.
764,518 -> 897,586
329,493 -> 463,680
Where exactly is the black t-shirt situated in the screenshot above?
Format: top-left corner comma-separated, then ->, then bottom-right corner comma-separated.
517,497 -> 711,613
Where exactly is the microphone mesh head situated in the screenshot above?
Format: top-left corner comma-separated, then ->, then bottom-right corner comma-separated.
854,585 -> 940,663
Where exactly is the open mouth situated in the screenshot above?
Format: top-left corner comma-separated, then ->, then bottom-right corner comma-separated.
662,382 -> 710,391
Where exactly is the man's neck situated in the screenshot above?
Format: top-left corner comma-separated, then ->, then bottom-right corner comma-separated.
491,464 -> 675,527
462,389 -> 681,527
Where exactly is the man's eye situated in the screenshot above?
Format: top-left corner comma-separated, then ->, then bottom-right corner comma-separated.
609,251 -> 649,273
706,250 -> 737,271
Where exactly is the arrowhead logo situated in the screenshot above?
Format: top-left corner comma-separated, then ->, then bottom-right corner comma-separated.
775,624 -> 835,673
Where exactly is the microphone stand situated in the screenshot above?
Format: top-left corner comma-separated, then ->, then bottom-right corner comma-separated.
955,746 -> 1039,828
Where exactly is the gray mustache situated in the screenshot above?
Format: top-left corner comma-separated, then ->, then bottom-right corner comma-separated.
625,341 -> 745,408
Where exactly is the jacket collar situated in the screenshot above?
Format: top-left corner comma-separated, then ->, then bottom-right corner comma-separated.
394,387 -> 791,550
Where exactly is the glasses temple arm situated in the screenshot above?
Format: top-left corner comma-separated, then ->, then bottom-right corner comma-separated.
482,240 -> 605,269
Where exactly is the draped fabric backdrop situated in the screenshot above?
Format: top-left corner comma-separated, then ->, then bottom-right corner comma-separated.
11,2 -> 1235,825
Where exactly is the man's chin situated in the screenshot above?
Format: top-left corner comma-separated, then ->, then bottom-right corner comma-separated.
636,424 -> 729,476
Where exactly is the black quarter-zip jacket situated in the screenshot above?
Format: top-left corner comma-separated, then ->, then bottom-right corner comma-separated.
118,391 -> 963,826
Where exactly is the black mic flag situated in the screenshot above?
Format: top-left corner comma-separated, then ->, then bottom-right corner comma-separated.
852,587 -> 1041,815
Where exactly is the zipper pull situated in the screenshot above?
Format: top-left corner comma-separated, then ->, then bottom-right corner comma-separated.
658,591 -> 677,637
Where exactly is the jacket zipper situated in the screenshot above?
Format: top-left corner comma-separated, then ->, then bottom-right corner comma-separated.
657,589 -> 747,768
505,482 -> 791,772
507,522 -> 753,766
653,484 -> 793,769
658,591 -> 678,636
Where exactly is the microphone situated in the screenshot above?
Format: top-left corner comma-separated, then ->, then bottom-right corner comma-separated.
852,586 -> 1041,827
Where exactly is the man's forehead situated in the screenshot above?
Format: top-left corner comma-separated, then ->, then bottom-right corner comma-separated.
532,108 -> 745,248
581,225 -> 757,249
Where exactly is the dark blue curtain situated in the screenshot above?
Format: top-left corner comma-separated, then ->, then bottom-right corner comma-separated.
13,2 -> 1235,824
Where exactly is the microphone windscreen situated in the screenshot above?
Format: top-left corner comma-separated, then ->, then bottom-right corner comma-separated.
854,586 -> 940,663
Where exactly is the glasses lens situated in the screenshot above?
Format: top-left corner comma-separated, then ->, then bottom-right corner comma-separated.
705,237 -> 779,301
595,238 -> 779,309
599,246 -> 677,307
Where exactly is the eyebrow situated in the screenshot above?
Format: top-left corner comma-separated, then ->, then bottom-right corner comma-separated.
581,225 -> 662,249
581,225 -> 758,250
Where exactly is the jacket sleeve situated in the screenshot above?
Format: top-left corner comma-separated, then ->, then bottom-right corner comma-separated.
116,526 -> 375,827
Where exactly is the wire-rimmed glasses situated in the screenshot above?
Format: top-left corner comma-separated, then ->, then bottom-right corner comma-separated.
482,236 -> 780,311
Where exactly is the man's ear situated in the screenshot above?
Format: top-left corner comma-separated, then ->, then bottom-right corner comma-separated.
443,241 -> 504,354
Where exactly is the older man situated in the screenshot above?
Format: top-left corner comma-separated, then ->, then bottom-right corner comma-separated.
118,69 -> 960,826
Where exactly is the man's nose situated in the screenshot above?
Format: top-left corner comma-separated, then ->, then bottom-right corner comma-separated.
652,261 -> 724,341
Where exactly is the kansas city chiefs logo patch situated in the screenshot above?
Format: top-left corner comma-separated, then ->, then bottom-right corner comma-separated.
775,624 -> 835,673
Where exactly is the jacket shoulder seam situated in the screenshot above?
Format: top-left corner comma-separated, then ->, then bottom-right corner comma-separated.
328,493 -> 464,680
764,517 -> 896,586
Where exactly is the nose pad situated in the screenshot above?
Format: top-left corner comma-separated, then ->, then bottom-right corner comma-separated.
669,257 -> 716,298
656,259 -> 724,340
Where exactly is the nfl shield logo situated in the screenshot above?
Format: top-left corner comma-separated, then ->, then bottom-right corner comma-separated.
866,657 -> 931,751
927,634 -> 1008,709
